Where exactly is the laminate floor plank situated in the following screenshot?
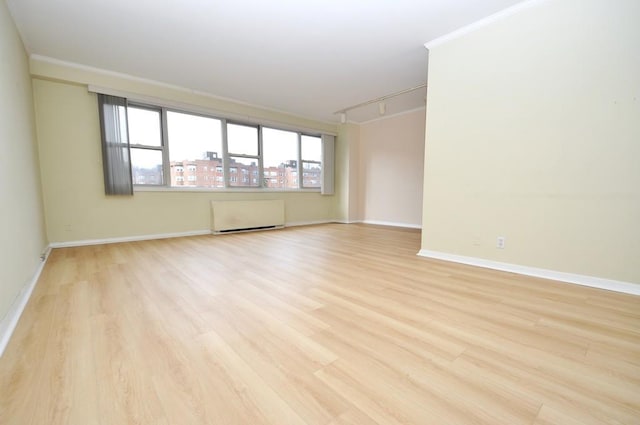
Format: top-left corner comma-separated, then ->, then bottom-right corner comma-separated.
1,224 -> 638,424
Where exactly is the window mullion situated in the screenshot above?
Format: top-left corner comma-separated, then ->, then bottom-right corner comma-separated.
161,108 -> 170,186
258,126 -> 264,188
297,133 -> 302,189
222,118 -> 229,188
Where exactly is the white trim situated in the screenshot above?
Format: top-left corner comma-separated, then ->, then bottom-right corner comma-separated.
424,0 -> 550,49
363,220 -> 421,229
0,246 -> 52,357
90,84 -> 338,137
49,230 -> 212,248
417,249 -> 640,296
359,106 -> 426,125
28,55 -> 337,133
31,54 -> 177,91
47,223 -> 341,247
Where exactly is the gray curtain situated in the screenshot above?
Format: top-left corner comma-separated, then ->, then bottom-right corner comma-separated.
98,94 -> 133,195
321,134 -> 335,195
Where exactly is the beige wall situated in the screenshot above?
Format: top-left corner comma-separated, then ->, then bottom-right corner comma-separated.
422,0 -> 640,283
359,109 -> 425,227
29,51 -> 429,242
32,72 -> 337,243
0,1 -> 47,320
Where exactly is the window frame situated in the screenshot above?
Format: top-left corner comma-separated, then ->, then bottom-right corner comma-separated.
127,102 -> 167,186
261,126 -> 301,191
300,134 -> 322,189
124,103 -> 326,192
224,121 -> 262,189
165,108 -> 225,189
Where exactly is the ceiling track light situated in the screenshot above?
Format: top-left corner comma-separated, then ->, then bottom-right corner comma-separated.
333,82 -> 426,122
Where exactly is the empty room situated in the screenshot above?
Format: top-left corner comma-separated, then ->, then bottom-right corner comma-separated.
1,0 -> 639,424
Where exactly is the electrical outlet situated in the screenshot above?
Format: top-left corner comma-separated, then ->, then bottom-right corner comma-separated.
496,236 -> 505,249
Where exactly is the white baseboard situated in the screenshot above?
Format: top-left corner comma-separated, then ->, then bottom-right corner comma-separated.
0,246 -> 52,357
417,249 -> 640,296
362,220 -> 422,229
48,229 -> 212,248
285,219 -> 334,228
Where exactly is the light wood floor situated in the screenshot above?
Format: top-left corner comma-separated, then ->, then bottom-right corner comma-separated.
1,224 -> 639,424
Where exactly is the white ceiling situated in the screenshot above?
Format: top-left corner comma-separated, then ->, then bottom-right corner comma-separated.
7,0 -> 524,123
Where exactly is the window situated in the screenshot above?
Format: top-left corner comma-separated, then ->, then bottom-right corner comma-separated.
227,123 -> 258,156
262,127 -> 298,189
98,95 -> 333,192
227,123 -> 260,187
167,111 -> 223,188
128,105 -> 164,186
301,135 -> 322,188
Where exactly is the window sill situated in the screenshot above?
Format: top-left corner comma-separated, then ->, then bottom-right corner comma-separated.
133,186 -> 322,194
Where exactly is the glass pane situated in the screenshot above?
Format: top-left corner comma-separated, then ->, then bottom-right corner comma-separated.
302,161 -> 321,188
229,156 -> 260,187
263,128 -> 298,189
128,106 -> 161,147
301,135 -> 321,162
167,111 -> 224,188
228,123 -> 258,155
131,148 -> 163,185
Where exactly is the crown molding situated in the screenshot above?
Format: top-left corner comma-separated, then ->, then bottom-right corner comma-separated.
29,54 -> 338,130
424,0 -> 551,50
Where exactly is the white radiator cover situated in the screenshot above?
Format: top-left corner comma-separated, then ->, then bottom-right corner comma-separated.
211,200 -> 285,233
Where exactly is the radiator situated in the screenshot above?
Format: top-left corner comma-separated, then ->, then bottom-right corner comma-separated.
211,200 -> 285,233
